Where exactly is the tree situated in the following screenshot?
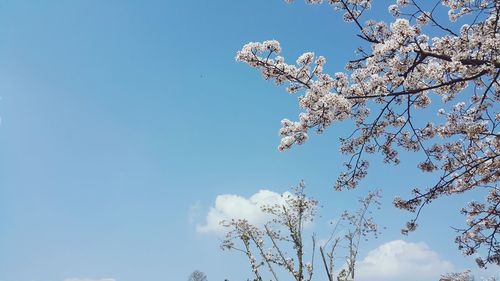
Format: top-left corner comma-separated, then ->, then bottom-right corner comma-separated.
236,0 -> 499,268
188,270 -> 208,281
441,270 -> 499,281
220,181 -> 381,281
440,270 -> 475,281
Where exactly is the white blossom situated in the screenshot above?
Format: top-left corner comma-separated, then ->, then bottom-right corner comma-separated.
238,0 -> 500,268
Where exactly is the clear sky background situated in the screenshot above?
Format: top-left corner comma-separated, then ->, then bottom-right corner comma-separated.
0,1 -> 498,281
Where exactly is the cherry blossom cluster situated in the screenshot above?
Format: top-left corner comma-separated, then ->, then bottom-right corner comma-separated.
440,269 -> 498,281
236,0 -> 499,268
455,187 -> 499,267
236,41 -> 352,152
439,270 -> 473,281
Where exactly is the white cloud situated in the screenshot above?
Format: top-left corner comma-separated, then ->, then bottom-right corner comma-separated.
355,240 -> 455,281
197,189 -> 290,234
64,278 -> 116,281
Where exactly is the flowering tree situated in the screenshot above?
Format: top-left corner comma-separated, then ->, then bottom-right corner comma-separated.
440,270 -> 498,281
188,270 -> 208,281
440,270 -> 475,281
220,182 -> 381,281
236,0 -> 499,268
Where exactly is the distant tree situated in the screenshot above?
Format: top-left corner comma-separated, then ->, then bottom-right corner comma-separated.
440,270 -> 475,281
441,270 -> 499,281
236,0 -> 499,268
188,270 -> 208,281
220,181 -> 381,281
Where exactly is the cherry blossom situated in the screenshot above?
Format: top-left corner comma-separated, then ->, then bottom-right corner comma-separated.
236,0 -> 499,268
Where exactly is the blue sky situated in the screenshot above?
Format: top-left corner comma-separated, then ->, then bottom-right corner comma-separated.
0,1 -> 497,281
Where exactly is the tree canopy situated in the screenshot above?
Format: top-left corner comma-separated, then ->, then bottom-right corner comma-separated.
236,0 -> 499,268
188,270 -> 208,281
